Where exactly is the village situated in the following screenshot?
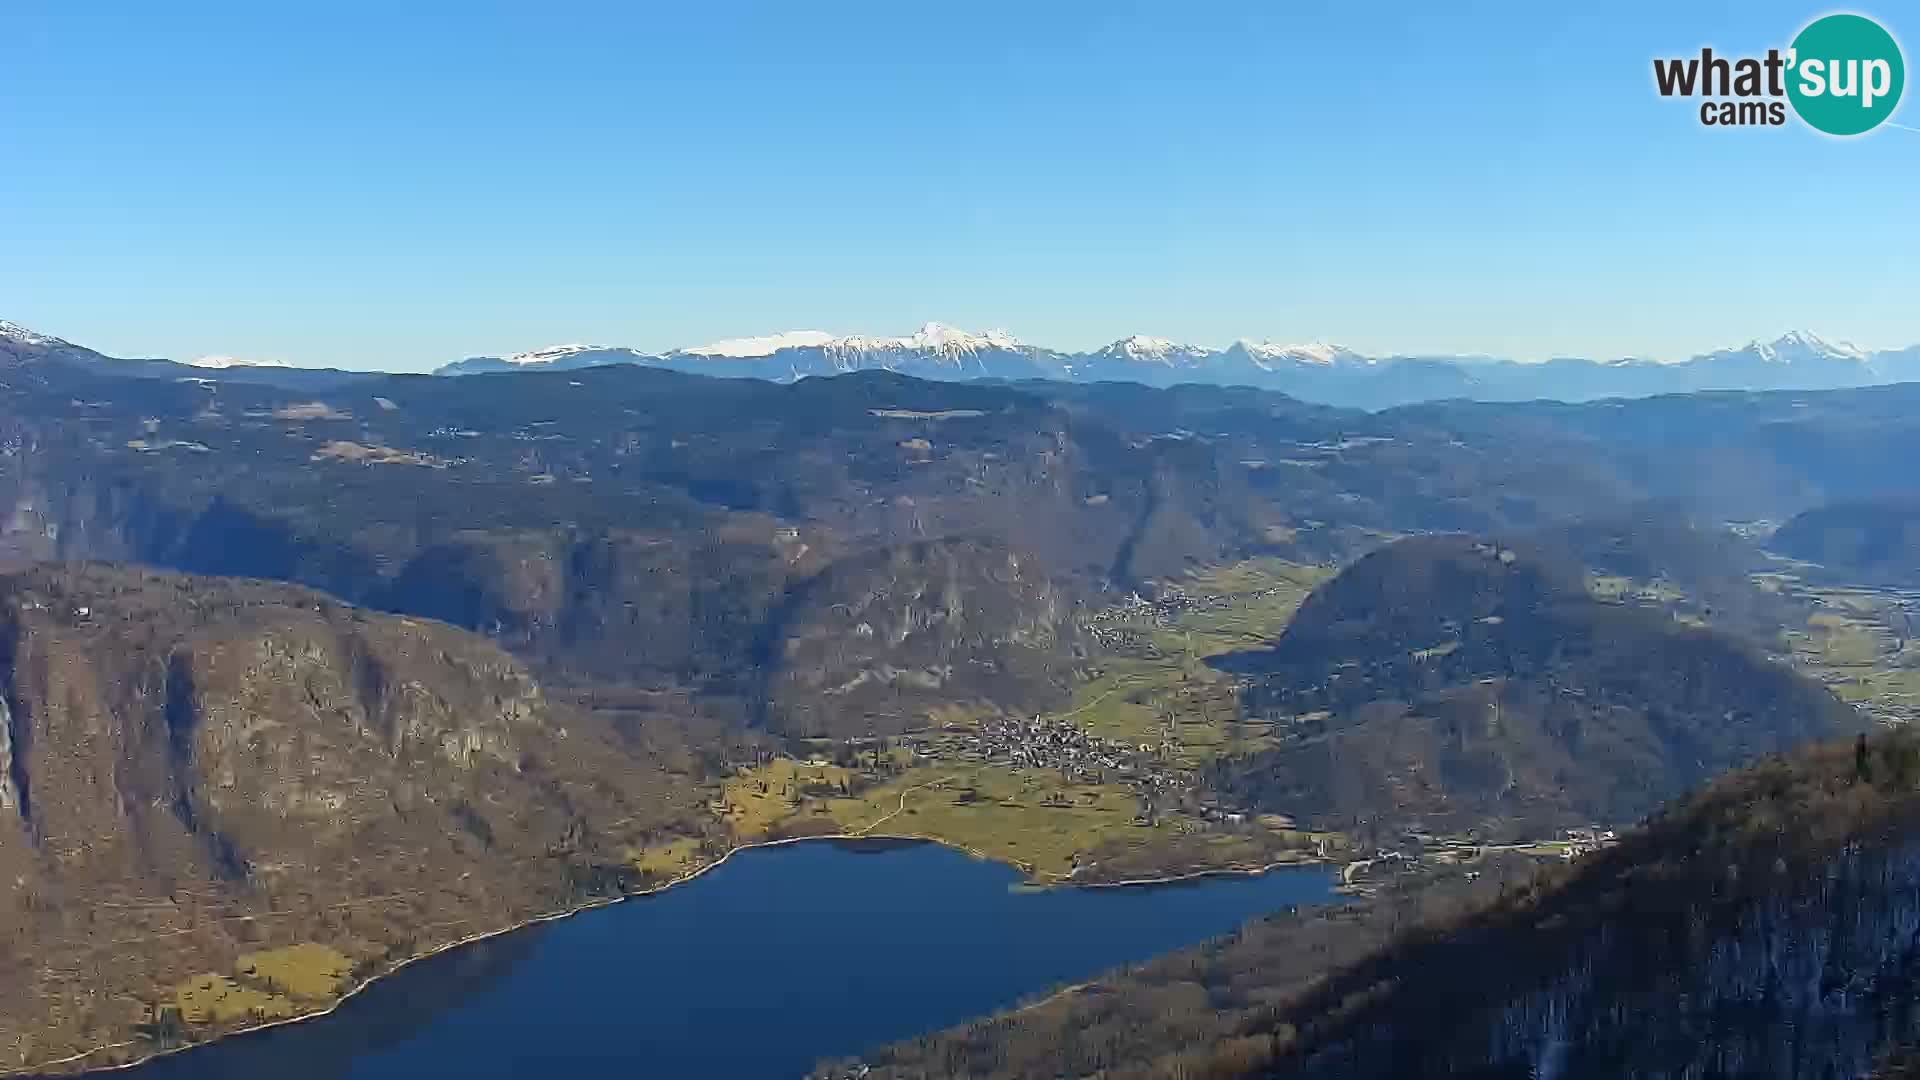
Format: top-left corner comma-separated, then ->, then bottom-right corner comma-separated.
901,712 -> 1188,799
1083,582 -> 1290,650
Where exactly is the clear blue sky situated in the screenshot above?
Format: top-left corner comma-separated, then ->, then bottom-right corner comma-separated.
3,1 -> 1916,371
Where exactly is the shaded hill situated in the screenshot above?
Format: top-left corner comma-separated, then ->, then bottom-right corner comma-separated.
1390,382 -> 1920,520
1208,535 -> 1856,837
0,320 -> 371,391
1507,506 -> 1802,645
1511,504 -> 1768,586
0,564 -> 707,1071
1772,497 -> 1920,587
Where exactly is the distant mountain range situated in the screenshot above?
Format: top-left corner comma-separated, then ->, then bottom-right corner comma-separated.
436,324 -> 1920,407
7,318 -> 1920,410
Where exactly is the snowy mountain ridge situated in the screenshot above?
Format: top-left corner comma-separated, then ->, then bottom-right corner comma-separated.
4,315 -> 1915,410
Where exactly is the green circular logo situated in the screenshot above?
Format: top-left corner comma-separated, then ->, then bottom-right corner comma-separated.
1787,13 -> 1905,135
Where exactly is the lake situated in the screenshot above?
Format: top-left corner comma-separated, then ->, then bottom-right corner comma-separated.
121,840 -> 1336,1079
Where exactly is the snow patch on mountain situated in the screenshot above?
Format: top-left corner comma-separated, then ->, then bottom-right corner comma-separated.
186,355 -> 293,370
1231,340 -> 1366,368
826,323 -> 1026,359
0,320 -> 64,348
502,344 -> 617,366
676,330 -> 836,358
1095,335 -> 1216,365
1747,331 -> 1869,364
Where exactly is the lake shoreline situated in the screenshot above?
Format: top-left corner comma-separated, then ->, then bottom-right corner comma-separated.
15,832 -> 1336,1078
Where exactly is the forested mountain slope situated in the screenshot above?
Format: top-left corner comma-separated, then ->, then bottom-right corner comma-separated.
1772,497 -> 1920,588
1208,536 -> 1857,838
0,361 -> 1676,736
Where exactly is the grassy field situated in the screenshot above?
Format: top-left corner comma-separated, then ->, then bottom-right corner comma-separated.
701,757 -> 1325,884
701,748 -> 1168,882
1058,659 -> 1252,762
169,941 -> 354,1027
1154,558 -> 1331,657
1784,585 -> 1920,718
720,758 -> 854,839
170,975 -> 300,1026
236,943 -> 351,999
627,836 -> 706,879
1804,611 -> 1887,666
815,765 -> 1145,879
1070,558 -> 1330,765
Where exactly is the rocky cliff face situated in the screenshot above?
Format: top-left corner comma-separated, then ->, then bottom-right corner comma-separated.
0,564 -> 703,1073
372,520 -> 841,696
768,539 -> 1084,736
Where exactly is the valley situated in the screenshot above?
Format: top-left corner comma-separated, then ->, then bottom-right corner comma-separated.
0,524 -> 1895,1077
12,7 -> 1920,1074
1769,573 -> 1920,725
652,533 -> 1920,899
699,558 -> 1338,885
824,537 -> 1920,1079
1,342 -> 1918,1075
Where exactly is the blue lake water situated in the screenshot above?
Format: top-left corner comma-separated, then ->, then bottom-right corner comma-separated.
121,840 -> 1336,1079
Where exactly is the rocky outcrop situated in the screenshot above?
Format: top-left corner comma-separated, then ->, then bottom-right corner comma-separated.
768,539 -> 1085,736
374,522 -> 839,695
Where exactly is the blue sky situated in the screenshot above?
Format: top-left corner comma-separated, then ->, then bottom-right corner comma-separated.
3,1 -> 1916,372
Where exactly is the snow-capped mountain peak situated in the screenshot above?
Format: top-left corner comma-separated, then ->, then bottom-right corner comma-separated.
1095,335 -> 1216,365
1229,340 -> 1364,368
1748,330 -> 1868,363
827,323 -> 1024,356
0,320 -> 65,348
904,322 -> 1020,352
677,330 -> 835,359
660,324 -> 1031,368
813,324 -> 1033,371
502,343 -> 618,366
1692,331 -> 1871,374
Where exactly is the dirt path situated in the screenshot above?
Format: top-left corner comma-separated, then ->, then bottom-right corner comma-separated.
855,776 -> 953,835
1055,677 -> 1139,721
